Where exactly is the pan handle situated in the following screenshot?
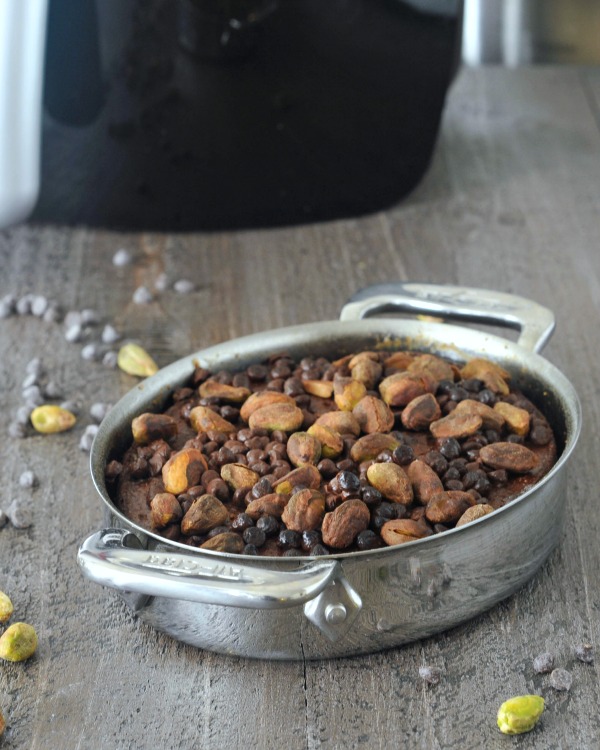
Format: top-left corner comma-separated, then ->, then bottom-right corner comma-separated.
339,282 -> 555,354
78,528 -> 358,613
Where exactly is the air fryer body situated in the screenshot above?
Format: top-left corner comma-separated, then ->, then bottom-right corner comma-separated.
32,0 -> 462,230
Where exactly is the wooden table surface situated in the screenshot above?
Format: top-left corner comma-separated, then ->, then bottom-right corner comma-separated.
1,65 -> 600,749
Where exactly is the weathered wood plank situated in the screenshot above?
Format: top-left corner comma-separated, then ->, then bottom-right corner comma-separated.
1,66 -> 599,749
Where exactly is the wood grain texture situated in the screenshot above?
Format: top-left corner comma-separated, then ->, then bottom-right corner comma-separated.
1,66 -> 599,749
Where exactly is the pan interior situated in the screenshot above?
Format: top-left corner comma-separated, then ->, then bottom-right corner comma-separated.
91,317 -> 581,554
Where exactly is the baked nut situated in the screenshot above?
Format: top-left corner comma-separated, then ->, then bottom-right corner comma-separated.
132,413 -> 178,444
321,499 -> 370,549
162,448 -> 208,494
181,494 -> 229,535
281,489 -> 326,532
366,463 -> 413,504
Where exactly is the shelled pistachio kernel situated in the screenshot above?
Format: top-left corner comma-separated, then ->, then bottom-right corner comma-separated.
0,622 -> 38,662
30,405 -> 76,433
117,343 -> 158,377
0,591 -> 13,623
497,695 -> 544,735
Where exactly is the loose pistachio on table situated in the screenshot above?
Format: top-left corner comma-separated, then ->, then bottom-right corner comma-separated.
497,695 -> 545,735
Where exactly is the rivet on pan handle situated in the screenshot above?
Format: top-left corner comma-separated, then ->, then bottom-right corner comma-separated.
339,282 -> 555,354
78,528 -> 362,640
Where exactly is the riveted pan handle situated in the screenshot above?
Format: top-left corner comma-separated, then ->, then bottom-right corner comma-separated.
78,528 -> 343,610
339,282 -> 555,354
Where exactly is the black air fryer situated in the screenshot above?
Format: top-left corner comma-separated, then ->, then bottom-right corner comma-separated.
33,0 -> 462,230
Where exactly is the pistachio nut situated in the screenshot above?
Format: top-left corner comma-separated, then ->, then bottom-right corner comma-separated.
200,532 -> 245,553
425,491 -> 472,524
189,405 -> 236,435
407,353 -> 455,383
460,357 -> 510,395
286,431 -> 322,467
181,494 -> 229,535
132,413 -> 178,444
497,695 -> 544,735
429,411 -> 482,440
349,355 -> 383,390
162,448 -> 208,494
30,405 -> 76,434
302,379 -> 334,399
245,493 -> 290,520
248,403 -> 304,433
350,433 -> 401,463
150,492 -> 183,528
479,442 -> 539,473
117,343 -> 159,377
307,423 -> 344,458
366,463 -> 413,505
493,401 -> 531,436
221,463 -> 260,490
333,376 -> 367,411
0,591 -> 14,623
0,622 -> 38,662
380,518 -> 430,546
281,489 -> 326,532
321,499 -> 370,549
407,460 -> 444,504
456,503 -> 494,527
353,395 -> 394,434
240,391 -> 295,422
198,380 -> 251,402
401,393 -> 442,431
382,351 -> 415,375
379,372 -> 434,407
453,399 -> 505,432
275,465 -> 321,494
314,410 -> 361,437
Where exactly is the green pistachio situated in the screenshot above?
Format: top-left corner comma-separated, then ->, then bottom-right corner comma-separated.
0,591 -> 13,623
117,343 -> 159,377
497,695 -> 544,735
30,405 -> 76,433
0,622 -> 38,662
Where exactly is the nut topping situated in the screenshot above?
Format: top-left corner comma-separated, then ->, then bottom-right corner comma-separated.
366,463 -> 413,504
479,442 -> 539,473
321,499 -> 370,549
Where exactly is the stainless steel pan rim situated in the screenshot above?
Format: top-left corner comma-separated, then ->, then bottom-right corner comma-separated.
78,283 -> 582,659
